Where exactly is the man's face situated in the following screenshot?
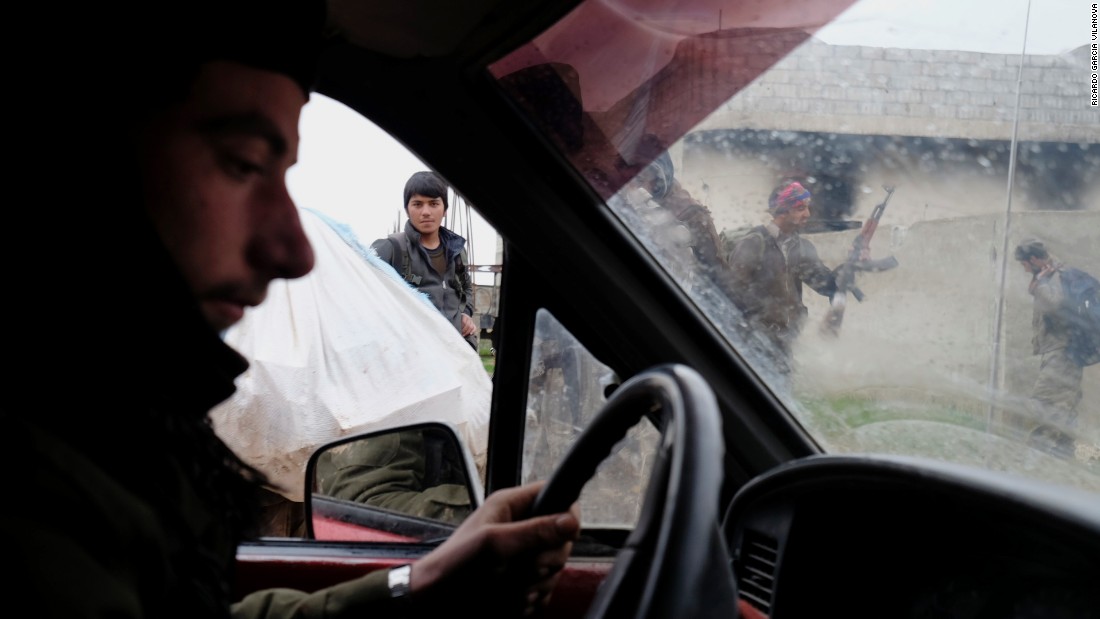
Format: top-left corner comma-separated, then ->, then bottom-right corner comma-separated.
774,200 -> 811,233
139,61 -> 315,332
407,193 -> 446,236
1020,258 -> 1041,275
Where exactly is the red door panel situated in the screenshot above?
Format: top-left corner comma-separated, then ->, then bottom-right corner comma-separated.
234,548 -> 613,617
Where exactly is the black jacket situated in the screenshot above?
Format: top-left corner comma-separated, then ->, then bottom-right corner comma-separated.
371,221 -> 476,344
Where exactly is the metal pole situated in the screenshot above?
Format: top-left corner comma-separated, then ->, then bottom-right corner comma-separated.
986,0 -> 1032,432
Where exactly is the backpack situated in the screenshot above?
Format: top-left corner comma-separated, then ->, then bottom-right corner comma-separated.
718,225 -> 766,265
387,233 -> 470,303
1059,266 -> 1100,367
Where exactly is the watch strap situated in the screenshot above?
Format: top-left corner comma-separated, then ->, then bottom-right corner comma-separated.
387,564 -> 413,598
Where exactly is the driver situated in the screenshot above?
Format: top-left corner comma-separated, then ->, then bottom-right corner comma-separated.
8,1 -> 579,617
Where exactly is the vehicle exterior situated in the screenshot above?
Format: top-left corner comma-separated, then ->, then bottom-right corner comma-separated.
220,0 -> 1099,616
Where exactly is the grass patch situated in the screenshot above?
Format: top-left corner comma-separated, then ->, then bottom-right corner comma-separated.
799,393 -> 987,439
478,338 -> 495,376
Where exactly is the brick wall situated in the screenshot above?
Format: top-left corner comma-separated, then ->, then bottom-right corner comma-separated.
695,38 -> 1098,142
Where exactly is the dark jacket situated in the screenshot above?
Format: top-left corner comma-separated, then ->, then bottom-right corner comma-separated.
726,225 -> 837,355
7,210 -> 396,618
6,6 -> 402,614
371,221 -> 475,346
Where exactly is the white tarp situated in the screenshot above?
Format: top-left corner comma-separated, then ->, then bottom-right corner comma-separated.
210,208 -> 491,501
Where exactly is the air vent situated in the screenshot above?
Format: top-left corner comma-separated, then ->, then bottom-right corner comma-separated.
736,530 -> 779,614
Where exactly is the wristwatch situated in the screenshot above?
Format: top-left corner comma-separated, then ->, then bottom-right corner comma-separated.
387,564 -> 413,599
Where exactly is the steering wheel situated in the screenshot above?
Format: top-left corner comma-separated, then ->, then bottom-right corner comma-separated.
529,364 -> 738,619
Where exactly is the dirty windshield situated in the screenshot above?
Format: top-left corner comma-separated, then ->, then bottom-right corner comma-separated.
492,0 -> 1100,492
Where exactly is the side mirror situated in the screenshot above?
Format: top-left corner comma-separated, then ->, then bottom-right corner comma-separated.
305,422 -> 483,543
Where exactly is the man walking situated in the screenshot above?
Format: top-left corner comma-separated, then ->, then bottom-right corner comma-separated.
1014,238 -> 1082,460
372,171 -> 478,349
725,180 -> 838,382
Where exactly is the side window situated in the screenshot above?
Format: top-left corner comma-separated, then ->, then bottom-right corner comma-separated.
523,309 -> 659,528
211,94 -> 501,540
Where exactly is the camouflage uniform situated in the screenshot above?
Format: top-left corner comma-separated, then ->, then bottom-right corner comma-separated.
725,224 -> 837,369
1026,267 -> 1082,459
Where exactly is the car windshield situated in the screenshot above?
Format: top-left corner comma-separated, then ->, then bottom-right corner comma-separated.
491,0 -> 1100,493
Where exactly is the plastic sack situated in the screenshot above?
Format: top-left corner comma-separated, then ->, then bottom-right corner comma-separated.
210,208 -> 491,502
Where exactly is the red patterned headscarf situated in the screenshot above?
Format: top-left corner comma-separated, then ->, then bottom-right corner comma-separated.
768,181 -> 811,214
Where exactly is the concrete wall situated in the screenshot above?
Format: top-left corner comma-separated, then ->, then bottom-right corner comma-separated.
786,210 -> 1100,446
694,39 -> 1099,143
678,135 -> 1098,231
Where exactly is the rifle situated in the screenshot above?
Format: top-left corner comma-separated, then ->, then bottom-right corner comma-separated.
821,185 -> 898,336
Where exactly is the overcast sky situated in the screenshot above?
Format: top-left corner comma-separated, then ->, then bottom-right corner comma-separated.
816,0 -> 1085,55
286,0 -> 1089,277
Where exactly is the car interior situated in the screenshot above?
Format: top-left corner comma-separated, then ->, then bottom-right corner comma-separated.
230,1 -> 1100,617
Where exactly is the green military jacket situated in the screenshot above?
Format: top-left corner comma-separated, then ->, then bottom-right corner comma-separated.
315,430 -> 474,525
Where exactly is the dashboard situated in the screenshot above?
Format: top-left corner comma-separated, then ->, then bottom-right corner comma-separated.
722,455 -> 1100,619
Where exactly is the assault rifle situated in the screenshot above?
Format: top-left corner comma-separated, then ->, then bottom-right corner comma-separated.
821,185 -> 898,336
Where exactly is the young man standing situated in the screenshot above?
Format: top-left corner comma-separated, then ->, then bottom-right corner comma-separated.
373,171 -> 479,349
725,181 -> 838,381
9,2 -> 579,617
1014,238 -> 1081,460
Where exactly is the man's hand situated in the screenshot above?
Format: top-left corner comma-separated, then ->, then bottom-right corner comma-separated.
1029,263 -> 1057,294
460,313 -> 478,337
410,482 -> 581,616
